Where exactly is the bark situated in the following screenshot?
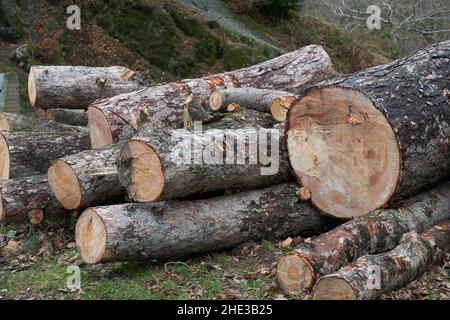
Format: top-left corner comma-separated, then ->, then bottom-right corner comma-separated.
36,109 -> 88,126
0,131 -> 90,179
75,183 -> 337,263
202,108 -> 276,130
209,88 -> 296,120
88,45 -> 334,148
0,112 -> 87,133
313,221 -> 450,300
47,143 -> 125,210
116,119 -> 290,203
287,40 -> 450,218
276,181 -> 450,294
0,175 -> 66,223
28,65 -> 148,110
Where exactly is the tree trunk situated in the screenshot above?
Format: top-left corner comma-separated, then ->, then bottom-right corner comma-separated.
209,88 -> 296,121
0,175 -> 66,223
313,221 -> 450,300
28,65 -> 148,110
276,180 -> 450,294
35,109 -> 88,126
0,112 -> 87,133
75,183 -> 337,263
202,108 -> 276,130
287,40 -> 450,218
0,131 -> 90,179
88,45 -> 334,148
47,143 -> 125,211
117,119 -> 290,203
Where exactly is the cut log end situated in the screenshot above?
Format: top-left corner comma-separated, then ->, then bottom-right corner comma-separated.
28,67 -> 37,107
287,87 -> 400,218
88,107 -> 113,149
312,276 -> 357,300
76,208 -> 106,264
270,96 -> 296,122
276,254 -> 315,293
118,140 -> 164,202
48,160 -> 82,210
0,133 -> 10,179
209,90 -> 223,111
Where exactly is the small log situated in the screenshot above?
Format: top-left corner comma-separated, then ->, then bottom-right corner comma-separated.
28,65 -> 148,110
0,175 -> 66,223
276,181 -> 450,294
0,131 -> 90,179
117,119 -> 290,203
287,40 -> 450,218
75,183 -> 337,263
313,221 -> 450,300
0,112 -> 87,133
209,88 -> 296,121
47,143 -> 125,210
88,45 -> 334,148
36,109 -> 88,126
201,108 -> 276,130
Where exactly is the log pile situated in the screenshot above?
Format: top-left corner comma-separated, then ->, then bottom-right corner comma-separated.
1,41 -> 450,300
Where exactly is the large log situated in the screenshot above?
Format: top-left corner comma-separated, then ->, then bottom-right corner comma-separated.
75,183 -> 337,263
287,40 -> 450,218
88,45 -> 334,148
0,175 -> 66,223
276,181 -> 450,294
47,143 -> 125,211
209,88 -> 297,122
28,66 -> 148,110
0,131 -> 90,179
313,221 -> 450,300
0,112 -> 87,133
35,109 -> 88,127
116,119 -> 289,203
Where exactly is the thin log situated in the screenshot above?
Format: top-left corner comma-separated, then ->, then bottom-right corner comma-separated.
88,45 -> 334,148
287,40 -> 450,218
276,181 -> 450,294
75,183 -> 337,263
313,221 -> 450,300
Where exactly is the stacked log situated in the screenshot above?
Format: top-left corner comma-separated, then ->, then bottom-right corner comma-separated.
28,66 -> 148,110
34,109 -> 88,127
87,45 -> 334,148
0,112 -> 87,132
75,183 -> 336,263
276,180 -> 450,294
286,40 -> 450,219
116,119 -> 289,203
313,220 -> 450,300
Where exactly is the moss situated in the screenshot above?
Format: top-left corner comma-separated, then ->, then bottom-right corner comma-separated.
223,44 -> 268,70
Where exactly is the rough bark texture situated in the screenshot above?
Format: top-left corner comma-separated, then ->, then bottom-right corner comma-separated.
202,108 -> 276,130
89,45 -> 334,147
0,112 -> 87,133
117,119 -> 290,203
29,66 -> 148,110
0,175 -> 66,223
313,221 -> 450,300
287,40 -> 450,217
0,131 -> 90,179
276,181 -> 450,293
48,143 -> 125,210
36,109 -> 88,126
76,183 -> 337,263
210,88 -> 295,114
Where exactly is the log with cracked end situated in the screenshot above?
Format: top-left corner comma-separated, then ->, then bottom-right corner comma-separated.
0,112 -> 88,133
75,183 -> 338,263
0,131 -> 90,179
0,175 -> 67,223
287,40 -> 450,219
116,119 -> 290,203
313,220 -> 450,300
28,65 -> 148,110
209,88 -> 297,121
276,180 -> 450,294
88,45 -> 335,148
